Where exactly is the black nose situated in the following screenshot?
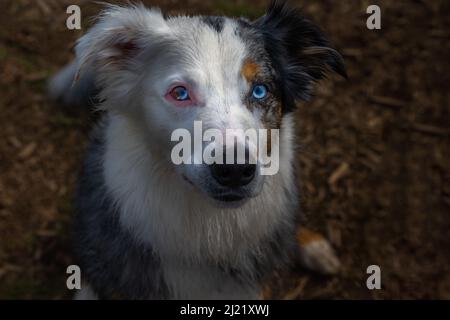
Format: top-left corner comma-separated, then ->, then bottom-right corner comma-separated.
210,163 -> 256,188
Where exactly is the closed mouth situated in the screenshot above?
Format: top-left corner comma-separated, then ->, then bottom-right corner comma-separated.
182,174 -> 249,206
213,193 -> 246,202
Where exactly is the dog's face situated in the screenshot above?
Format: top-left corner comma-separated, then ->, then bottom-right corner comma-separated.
75,2 -> 345,207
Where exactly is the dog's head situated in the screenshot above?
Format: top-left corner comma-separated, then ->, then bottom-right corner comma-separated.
75,2 -> 346,207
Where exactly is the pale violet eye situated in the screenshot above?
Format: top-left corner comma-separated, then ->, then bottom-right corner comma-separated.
170,86 -> 190,101
252,84 -> 267,100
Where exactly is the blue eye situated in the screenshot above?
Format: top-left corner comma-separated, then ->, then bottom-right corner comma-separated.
170,86 -> 190,101
252,84 -> 268,100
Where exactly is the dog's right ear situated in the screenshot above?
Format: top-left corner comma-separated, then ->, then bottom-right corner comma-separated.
74,4 -> 170,84
254,1 -> 346,111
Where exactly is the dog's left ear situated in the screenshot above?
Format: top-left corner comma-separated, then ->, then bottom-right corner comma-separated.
254,1 -> 346,109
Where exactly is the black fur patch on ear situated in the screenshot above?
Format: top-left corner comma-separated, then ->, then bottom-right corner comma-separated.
254,1 -> 346,110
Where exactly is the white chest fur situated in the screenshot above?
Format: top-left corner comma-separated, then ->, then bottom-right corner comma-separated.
102,114 -> 297,298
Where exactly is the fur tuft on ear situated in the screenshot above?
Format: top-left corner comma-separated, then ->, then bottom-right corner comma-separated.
68,4 -> 171,108
254,1 -> 346,109
74,3 -> 169,85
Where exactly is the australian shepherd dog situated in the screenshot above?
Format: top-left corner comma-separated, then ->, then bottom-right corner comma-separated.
50,1 -> 346,299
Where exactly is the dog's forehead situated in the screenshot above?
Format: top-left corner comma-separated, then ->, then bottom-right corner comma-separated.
165,15 -> 264,79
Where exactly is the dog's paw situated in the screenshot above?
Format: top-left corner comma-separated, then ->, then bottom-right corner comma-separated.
295,227 -> 341,275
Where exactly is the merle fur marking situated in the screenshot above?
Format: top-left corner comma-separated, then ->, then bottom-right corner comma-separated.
202,16 -> 225,33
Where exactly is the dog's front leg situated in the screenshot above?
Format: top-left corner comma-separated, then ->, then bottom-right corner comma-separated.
73,282 -> 98,300
295,227 -> 341,275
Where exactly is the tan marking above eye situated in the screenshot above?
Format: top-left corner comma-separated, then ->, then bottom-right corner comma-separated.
241,60 -> 260,82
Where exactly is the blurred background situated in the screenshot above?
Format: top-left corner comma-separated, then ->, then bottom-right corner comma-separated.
0,0 -> 449,299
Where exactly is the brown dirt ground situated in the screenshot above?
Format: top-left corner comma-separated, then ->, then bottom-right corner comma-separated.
0,0 -> 449,299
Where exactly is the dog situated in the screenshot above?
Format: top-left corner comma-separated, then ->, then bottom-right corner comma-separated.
49,1 -> 345,299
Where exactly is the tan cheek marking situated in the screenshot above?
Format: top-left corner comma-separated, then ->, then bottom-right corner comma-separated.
276,103 -> 282,119
241,60 -> 281,156
241,61 -> 260,83
262,102 -> 283,155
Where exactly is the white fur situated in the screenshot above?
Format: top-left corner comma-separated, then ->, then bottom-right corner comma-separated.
103,113 -> 296,298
